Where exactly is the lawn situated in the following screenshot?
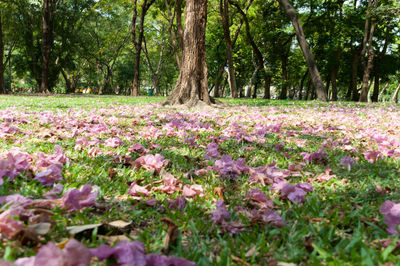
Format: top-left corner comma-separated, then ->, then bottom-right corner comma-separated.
0,95 -> 400,265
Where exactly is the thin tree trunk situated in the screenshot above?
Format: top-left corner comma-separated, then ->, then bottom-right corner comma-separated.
131,0 -> 155,97
347,49 -> 360,101
371,26 -> 389,102
214,64 -> 225,98
164,0 -> 183,69
280,53 -> 288,99
163,0 -> 212,106
299,69 -> 308,100
0,11 -> 4,94
40,0 -> 55,94
378,83 -> 388,101
330,46 -> 341,101
305,77 -> 311,100
60,68 -> 73,93
220,0 -> 238,98
392,83 -> 400,104
278,0 -> 328,101
230,0 -> 271,99
359,0 -> 378,102
143,35 -> 163,95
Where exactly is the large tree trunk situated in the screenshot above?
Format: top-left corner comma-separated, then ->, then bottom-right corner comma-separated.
40,0 -> 55,94
131,0 -> 155,97
220,0 -> 238,98
391,83 -> 400,104
0,11 -> 4,94
163,0 -> 212,107
278,0 -> 328,101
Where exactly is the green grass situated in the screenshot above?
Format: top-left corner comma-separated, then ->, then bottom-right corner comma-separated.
0,95 -> 400,265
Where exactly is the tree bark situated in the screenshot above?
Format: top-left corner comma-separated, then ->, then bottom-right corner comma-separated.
220,0 -> 238,98
0,11 -> 4,94
214,64 -> 225,98
163,0 -> 212,107
278,0 -> 328,101
131,0 -> 155,97
40,0 -> 56,94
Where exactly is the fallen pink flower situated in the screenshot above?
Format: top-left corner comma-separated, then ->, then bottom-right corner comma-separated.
129,182 -> 150,197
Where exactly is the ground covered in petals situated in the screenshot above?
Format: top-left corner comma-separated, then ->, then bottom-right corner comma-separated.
0,95 -> 400,265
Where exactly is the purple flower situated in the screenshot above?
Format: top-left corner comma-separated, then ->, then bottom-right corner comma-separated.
246,189 -> 274,209
301,151 -> 326,164
340,156 -> 354,171
364,150 -> 381,163
211,200 -> 230,224
132,154 -> 168,173
61,184 -> 98,211
213,155 -> 248,179
380,200 -> 400,235
204,142 -> 221,160
14,239 -> 91,266
104,137 -> 125,148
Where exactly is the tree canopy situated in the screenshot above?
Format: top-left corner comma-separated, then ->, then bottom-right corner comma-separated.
0,0 -> 399,102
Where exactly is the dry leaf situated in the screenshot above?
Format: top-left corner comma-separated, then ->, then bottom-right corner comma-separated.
100,235 -> 131,245
161,218 -> 179,253
214,187 -> 225,201
231,255 -> 251,266
26,223 -> 51,235
245,245 -> 259,258
67,220 -> 132,236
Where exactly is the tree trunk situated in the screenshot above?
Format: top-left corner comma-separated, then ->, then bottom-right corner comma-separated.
371,26 -> 389,102
163,0 -> 212,107
330,46 -> 341,101
347,49 -> 360,101
278,0 -> 328,101
131,0 -> 155,97
61,68 -> 73,93
0,11 -> 4,94
392,83 -> 400,104
280,53 -> 288,99
220,0 -> 238,98
164,0 -> 183,69
359,0 -> 377,102
230,0 -> 270,100
214,64 -> 225,98
40,0 -> 55,94
298,69 -> 308,100
378,83 -> 389,101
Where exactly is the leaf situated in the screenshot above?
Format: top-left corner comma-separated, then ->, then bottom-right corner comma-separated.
67,224 -> 102,235
161,218 -> 179,253
26,223 -> 51,235
245,245 -> 258,258
214,187 -> 225,201
67,220 -> 132,236
231,255 -> 251,266
382,237 -> 399,260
